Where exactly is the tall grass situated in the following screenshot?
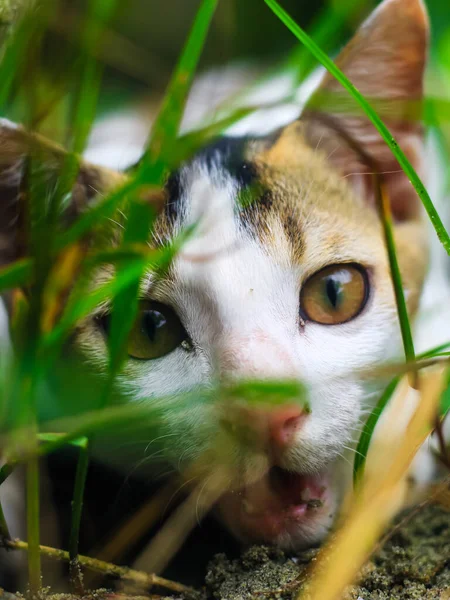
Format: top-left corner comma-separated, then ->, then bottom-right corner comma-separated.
0,0 -> 449,597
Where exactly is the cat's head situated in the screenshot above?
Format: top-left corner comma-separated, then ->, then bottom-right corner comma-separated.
1,0 -> 429,550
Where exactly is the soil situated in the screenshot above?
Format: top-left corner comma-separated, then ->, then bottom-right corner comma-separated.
204,502 -> 450,600
1,502 -> 449,600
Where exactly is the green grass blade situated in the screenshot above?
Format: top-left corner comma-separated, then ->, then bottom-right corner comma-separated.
56,177 -> 141,250
69,438 -> 89,592
36,433 -> 87,448
42,256 -> 148,352
353,377 -> 400,486
0,259 -> 33,293
286,0 -> 367,84
0,499 -> 11,541
107,201 -> 154,374
440,369 -> 450,418
144,0 -> 218,168
417,341 -> 450,360
264,0 -> 450,255
26,456 -> 41,594
223,379 -> 310,411
43,228 -> 191,355
377,183 -> 415,363
51,0 -> 120,227
0,5 -> 49,111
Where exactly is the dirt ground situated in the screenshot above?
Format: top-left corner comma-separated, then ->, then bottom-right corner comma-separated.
204,502 -> 450,600
1,501 -> 448,600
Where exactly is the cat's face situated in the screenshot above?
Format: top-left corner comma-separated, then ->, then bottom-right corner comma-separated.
73,124 -> 427,549
1,0 -> 429,550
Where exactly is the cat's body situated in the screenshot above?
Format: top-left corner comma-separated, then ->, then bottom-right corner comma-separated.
0,0 -> 449,562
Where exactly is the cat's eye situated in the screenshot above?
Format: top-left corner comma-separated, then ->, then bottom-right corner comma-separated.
126,301 -> 189,359
100,301 -> 189,360
300,264 -> 369,325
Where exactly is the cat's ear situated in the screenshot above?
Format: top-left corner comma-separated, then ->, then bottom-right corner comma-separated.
0,119 -> 126,267
301,0 -> 429,221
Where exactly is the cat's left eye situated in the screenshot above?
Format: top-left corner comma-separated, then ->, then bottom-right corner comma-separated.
300,264 -> 369,325
99,301 -> 189,360
126,301 -> 189,359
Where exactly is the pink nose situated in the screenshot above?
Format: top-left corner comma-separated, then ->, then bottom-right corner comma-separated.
223,403 -> 307,455
267,404 -> 306,450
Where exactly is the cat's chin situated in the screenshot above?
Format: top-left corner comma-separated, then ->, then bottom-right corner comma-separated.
216,466 -> 336,551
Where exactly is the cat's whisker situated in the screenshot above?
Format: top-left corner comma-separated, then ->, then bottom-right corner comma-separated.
144,432 -> 179,455
341,168 -> 403,179
106,217 -> 125,230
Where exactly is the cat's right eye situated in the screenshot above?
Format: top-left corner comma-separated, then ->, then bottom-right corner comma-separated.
300,264 -> 369,325
100,301 -> 189,360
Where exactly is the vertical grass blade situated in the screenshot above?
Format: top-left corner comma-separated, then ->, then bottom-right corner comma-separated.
0,498 -> 11,541
144,0 -> 218,169
49,0 -> 120,245
353,377 -> 400,485
377,181 -> 416,364
99,0 -> 218,407
287,0 -> 367,84
440,369 -> 450,418
264,0 -> 450,255
69,438 -> 89,593
0,3 -> 50,111
107,201 -> 154,377
27,456 -> 41,595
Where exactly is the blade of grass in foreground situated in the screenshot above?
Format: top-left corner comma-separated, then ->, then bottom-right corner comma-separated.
0,259 -> 32,293
144,0 -> 218,168
102,0 -> 217,406
59,0 -> 215,252
353,377 -> 400,486
264,0 -> 450,256
352,178 -> 415,485
27,456 -> 41,594
51,0 -> 120,225
0,3 -> 51,111
377,181 -> 415,364
69,437 -> 89,593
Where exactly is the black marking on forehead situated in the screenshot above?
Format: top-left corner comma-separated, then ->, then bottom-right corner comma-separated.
195,136 -> 258,188
164,136 -> 259,222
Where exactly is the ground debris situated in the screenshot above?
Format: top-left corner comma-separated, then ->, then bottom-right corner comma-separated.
205,503 -> 450,600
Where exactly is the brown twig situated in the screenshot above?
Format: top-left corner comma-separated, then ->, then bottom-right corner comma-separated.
5,539 -> 198,597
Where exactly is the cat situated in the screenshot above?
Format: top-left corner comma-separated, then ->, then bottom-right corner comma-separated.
0,0 -> 449,560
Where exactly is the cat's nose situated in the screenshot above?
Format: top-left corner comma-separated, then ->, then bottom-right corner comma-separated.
267,404 -> 306,450
222,403 -> 307,454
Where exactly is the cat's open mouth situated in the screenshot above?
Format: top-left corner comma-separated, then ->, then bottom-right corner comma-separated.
218,465 -> 333,548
